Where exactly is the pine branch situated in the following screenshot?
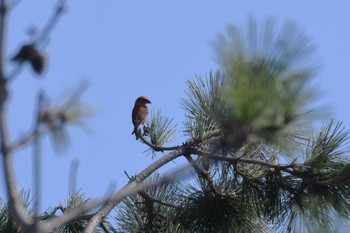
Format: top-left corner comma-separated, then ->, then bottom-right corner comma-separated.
197,150 -> 301,173
182,70 -> 223,143
122,172 -> 181,232
0,0 -> 37,231
138,133 -> 182,152
8,127 -> 48,152
8,0 -> 67,81
184,154 -> 221,196
40,146 -> 193,233
115,173 -> 184,232
146,109 -> 176,149
138,190 -> 180,210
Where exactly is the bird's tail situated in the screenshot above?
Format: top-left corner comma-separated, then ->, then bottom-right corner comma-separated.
131,127 -> 139,140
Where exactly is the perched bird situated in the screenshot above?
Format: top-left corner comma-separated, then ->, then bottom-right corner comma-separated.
131,96 -> 151,140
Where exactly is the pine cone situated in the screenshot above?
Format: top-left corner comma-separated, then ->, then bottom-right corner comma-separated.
12,44 -> 46,74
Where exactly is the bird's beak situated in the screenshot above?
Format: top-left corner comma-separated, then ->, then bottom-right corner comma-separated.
147,100 -> 151,104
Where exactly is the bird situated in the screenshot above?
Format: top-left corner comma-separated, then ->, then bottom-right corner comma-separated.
131,96 -> 151,140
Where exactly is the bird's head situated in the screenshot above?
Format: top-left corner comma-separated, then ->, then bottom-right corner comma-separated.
135,96 -> 151,105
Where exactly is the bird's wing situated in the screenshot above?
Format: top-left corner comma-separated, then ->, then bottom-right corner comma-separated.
132,107 -> 136,125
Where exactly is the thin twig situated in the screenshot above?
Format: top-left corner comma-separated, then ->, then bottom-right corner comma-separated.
50,204 -> 66,215
124,172 -> 181,209
0,0 -> 7,79
139,133 -> 182,152
139,190 -> 181,209
8,0 -> 20,9
35,0 -> 67,48
7,0 -> 67,82
9,127 -> 48,152
99,222 -> 111,233
33,92 -> 45,220
37,204 -> 110,233
0,0 -> 35,231
69,159 -> 80,195
196,151 -> 302,176
184,154 -> 223,196
38,213 -> 95,222
138,190 -> 155,231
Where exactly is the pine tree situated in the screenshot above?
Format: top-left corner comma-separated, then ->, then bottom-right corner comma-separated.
1,1 -> 350,231
114,18 -> 350,233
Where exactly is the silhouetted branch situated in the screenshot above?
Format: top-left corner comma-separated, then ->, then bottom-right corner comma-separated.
139,190 -> 181,209
69,159 -> 80,195
8,0 -> 20,9
0,0 -> 7,79
184,154 -> 221,195
9,127 -> 47,152
33,92 -> 45,220
0,0 -> 36,231
100,222 -> 111,233
196,151 -> 302,176
39,164 -> 190,233
139,133 -> 182,151
35,0 -> 67,47
83,142 -> 195,233
37,205 -> 111,232
124,171 -> 181,210
8,0 -> 67,82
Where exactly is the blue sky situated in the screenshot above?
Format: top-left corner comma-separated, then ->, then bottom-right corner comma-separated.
1,0 -> 350,215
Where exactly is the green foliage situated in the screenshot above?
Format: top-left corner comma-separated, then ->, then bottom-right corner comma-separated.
305,121 -> 350,173
3,17 -> 349,233
182,19 -> 320,152
210,18 -> 319,151
182,70 -> 223,143
53,191 -> 93,233
0,198 -> 18,233
39,83 -> 93,153
174,18 -> 350,233
268,121 -> 350,232
146,109 -> 176,156
236,144 -> 279,178
115,173 -> 184,233
174,164 -> 269,233
0,190 -> 32,233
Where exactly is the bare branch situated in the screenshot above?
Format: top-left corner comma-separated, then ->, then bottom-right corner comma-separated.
50,204 -> 66,216
0,110 -> 35,230
33,92 -> 45,220
0,0 -> 36,231
138,190 -> 156,231
69,159 -> 80,195
99,222 -> 111,233
35,0 -> 67,48
9,127 -> 48,152
124,172 -> 181,209
39,164 -> 190,233
0,0 -> 7,80
8,0 -> 67,82
139,133 -> 182,152
138,190 -> 181,209
197,151 -> 302,175
7,0 -> 20,9
184,154 -> 221,195
83,146 -> 191,233
38,207 -> 111,233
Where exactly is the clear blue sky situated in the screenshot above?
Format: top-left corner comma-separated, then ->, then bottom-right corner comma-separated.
1,1 -> 350,214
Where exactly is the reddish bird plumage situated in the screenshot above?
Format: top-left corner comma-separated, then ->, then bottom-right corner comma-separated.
131,96 -> 151,140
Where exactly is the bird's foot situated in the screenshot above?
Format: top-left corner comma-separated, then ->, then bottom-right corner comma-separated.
143,125 -> 150,136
